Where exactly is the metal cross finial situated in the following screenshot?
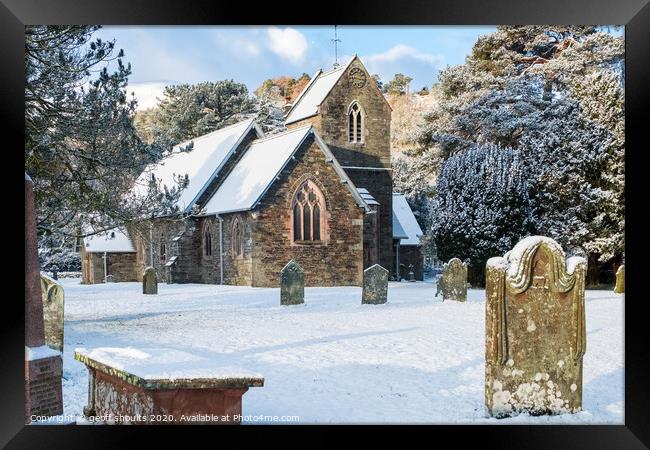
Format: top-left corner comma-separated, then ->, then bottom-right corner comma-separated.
332,25 -> 341,68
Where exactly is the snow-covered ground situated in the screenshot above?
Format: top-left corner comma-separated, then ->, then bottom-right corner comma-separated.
59,278 -> 624,424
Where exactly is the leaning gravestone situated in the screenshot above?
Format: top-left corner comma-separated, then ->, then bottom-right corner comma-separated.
436,258 -> 468,302
362,264 -> 389,305
485,236 -> 587,418
280,260 -> 304,305
614,264 -> 624,294
143,267 -> 158,295
40,274 -> 65,352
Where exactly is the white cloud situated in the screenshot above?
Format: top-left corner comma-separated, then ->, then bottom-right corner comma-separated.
266,27 -> 308,64
362,44 -> 445,90
212,31 -> 261,57
365,44 -> 443,67
125,81 -> 168,111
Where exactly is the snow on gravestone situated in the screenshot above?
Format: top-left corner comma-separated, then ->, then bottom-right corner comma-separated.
614,264 -> 624,294
362,264 -> 389,305
436,258 -> 467,302
485,236 -> 587,418
142,267 -> 158,295
280,260 -> 304,305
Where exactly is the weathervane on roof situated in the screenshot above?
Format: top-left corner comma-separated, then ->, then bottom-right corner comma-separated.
332,25 -> 341,68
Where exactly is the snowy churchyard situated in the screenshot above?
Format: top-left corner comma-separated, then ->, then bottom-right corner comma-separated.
59,278 -> 624,424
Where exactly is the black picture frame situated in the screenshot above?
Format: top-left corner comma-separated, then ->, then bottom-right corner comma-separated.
5,0 -> 648,447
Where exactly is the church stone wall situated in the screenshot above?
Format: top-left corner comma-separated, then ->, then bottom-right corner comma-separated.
250,135 -> 364,287
106,253 -> 138,282
219,212 -> 254,286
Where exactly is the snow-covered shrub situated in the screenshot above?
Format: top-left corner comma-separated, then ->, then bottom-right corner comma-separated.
430,143 -> 532,286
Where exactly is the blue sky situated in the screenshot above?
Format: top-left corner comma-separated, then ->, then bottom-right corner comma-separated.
94,25 -> 622,110
94,26 -> 496,109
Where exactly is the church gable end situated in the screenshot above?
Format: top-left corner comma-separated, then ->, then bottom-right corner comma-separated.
249,134 -> 365,287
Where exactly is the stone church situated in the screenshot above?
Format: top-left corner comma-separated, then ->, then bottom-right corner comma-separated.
81,56 -> 424,287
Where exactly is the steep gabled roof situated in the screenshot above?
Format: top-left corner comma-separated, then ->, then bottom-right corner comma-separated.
392,193 -> 424,245
203,126 -> 369,215
133,118 -> 263,213
83,227 -> 135,253
284,57 -> 356,125
392,210 -> 409,240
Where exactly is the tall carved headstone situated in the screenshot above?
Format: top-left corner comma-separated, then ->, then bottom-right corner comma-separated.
362,264 -> 389,305
40,274 -> 65,352
436,258 -> 467,302
485,236 -> 587,418
614,264 -> 624,294
280,260 -> 304,305
25,173 -> 63,422
142,267 -> 158,295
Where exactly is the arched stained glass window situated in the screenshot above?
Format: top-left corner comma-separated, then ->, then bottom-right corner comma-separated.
291,180 -> 326,243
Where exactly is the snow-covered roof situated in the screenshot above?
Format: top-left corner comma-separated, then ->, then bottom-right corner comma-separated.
204,126 -> 369,215
357,187 -> 380,206
392,211 -> 409,240
392,193 -> 423,245
284,57 -> 355,125
83,228 -> 136,253
133,118 -> 262,213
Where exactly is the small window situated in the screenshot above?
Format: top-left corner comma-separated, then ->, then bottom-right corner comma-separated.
204,231 -> 212,256
348,102 -> 363,143
231,219 -> 244,257
160,242 -> 167,263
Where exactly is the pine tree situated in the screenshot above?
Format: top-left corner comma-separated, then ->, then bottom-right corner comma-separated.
25,26 -> 183,241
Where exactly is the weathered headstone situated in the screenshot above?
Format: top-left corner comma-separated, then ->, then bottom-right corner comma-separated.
407,265 -> 416,282
614,264 -> 624,294
143,267 -> 158,295
436,258 -> 468,302
40,274 -> 65,353
25,173 -> 63,422
280,260 -> 304,305
485,236 -> 587,418
362,264 -> 389,304
105,274 -> 115,283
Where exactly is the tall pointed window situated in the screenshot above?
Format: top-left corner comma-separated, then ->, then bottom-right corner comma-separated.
292,180 -> 326,243
204,231 -> 212,256
160,242 -> 167,263
231,219 -> 244,257
348,102 -> 363,143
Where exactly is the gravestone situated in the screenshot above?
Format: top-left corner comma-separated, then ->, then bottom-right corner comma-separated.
25,173 -> 63,422
485,236 -> 587,418
614,264 -> 624,294
143,267 -> 158,295
436,258 -> 468,302
280,260 -> 304,305
40,274 -> 65,352
105,274 -> 115,283
407,265 -> 416,282
362,264 -> 389,304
